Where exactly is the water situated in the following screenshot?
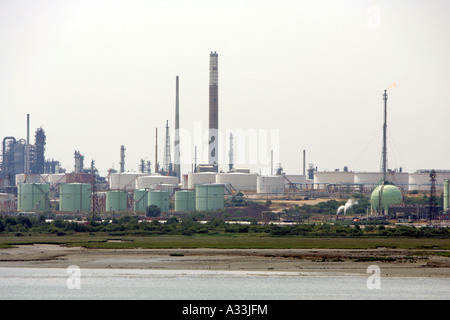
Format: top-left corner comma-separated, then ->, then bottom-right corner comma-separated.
0,267 -> 448,300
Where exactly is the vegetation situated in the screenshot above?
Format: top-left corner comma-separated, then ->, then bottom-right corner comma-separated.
1,194 -> 448,250
0,214 -> 448,239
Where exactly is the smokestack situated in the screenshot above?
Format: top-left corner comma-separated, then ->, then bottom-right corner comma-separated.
208,51 -> 218,169
163,120 -> 171,174
25,114 -> 30,173
27,114 -> 30,146
155,128 -> 158,173
382,90 -> 388,182
119,145 -> 125,173
228,132 -> 234,171
174,76 -> 181,182
303,149 -> 306,176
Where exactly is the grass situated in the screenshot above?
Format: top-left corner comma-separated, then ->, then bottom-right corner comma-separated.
1,233 -> 450,250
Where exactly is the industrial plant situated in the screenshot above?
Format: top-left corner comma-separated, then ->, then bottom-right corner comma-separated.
1,52 -> 449,225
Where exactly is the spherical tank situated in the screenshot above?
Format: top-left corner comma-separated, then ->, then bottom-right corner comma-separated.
370,184 -> 403,214
195,184 -> 224,211
59,183 -> 92,212
174,190 -> 196,212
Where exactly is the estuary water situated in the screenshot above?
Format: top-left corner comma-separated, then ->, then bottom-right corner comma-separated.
0,267 -> 448,300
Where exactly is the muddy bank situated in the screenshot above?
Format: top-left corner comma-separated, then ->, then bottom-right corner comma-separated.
0,244 -> 449,278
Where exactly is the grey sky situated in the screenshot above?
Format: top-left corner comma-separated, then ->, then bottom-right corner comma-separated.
1,0 -> 449,176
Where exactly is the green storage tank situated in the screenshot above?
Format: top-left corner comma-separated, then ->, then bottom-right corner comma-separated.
174,190 -> 196,212
106,190 -> 128,212
195,184 -> 224,211
59,183 -> 92,212
370,183 -> 403,214
148,190 -> 169,212
134,189 -> 148,212
17,183 -> 50,212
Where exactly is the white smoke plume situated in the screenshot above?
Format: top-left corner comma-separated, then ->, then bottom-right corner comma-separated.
337,199 -> 358,215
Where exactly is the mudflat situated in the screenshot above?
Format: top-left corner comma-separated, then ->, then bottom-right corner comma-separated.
1,244 -> 449,278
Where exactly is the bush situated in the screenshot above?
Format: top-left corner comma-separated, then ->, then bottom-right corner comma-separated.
146,205 -> 161,217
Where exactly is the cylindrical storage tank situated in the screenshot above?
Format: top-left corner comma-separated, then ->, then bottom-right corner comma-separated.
133,189 -> 148,212
0,193 -> 15,212
313,172 -> 355,189
195,184 -> 224,211
109,173 -> 146,191
188,172 -> 216,189
150,183 -> 178,195
96,191 -> 107,212
17,183 -> 50,211
409,171 -> 450,191
215,173 -> 258,192
48,174 -> 66,187
355,172 -> 408,190
444,180 -> 449,212
106,190 -> 128,212
370,184 -> 403,214
136,175 -> 178,189
59,183 -> 92,212
354,172 -> 384,187
257,176 -> 285,194
148,190 -> 169,212
174,190 -> 196,212
15,174 -> 43,185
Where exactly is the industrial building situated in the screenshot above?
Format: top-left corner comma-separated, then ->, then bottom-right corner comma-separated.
1,116 -> 63,188
0,55 -> 449,222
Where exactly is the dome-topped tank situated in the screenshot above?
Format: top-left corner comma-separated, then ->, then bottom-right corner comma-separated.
370,183 -> 403,214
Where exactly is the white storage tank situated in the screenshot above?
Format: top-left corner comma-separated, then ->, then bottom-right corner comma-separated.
409,171 -> 450,191
354,172 -> 409,190
150,183 -> 178,195
48,174 -> 66,187
135,175 -> 178,189
313,171 -> 355,189
284,175 -> 307,188
187,172 -> 216,189
109,173 -> 146,191
257,175 -> 285,194
215,173 -> 258,192
15,174 -> 45,185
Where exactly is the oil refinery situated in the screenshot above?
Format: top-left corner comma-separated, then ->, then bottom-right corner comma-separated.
1,52 -> 449,224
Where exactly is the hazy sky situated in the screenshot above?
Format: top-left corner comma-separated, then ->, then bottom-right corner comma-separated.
1,0 -> 449,176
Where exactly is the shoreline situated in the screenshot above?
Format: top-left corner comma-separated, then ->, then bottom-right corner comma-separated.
0,244 -> 449,278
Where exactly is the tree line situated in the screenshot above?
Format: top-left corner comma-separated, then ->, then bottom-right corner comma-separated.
0,214 -> 448,238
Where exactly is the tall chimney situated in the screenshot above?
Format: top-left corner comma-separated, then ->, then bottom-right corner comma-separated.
119,145 -> 125,173
208,51 -> 219,169
303,149 -> 306,176
174,76 -> 181,182
155,128 -> 158,173
382,90 -> 388,182
25,114 -> 30,173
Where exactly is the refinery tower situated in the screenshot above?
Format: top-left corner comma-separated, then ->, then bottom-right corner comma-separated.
208,51 -> 219,169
